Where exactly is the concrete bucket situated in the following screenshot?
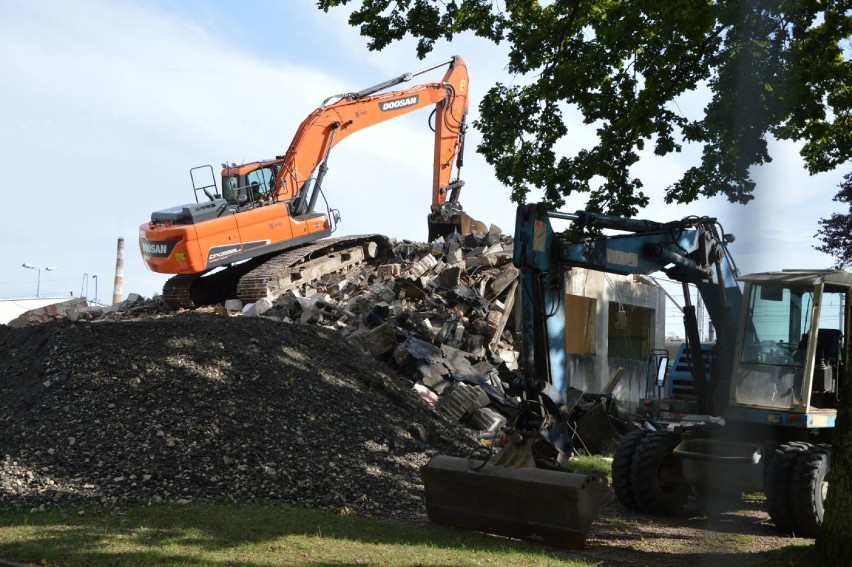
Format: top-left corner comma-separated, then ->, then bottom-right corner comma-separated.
421,454 -> 613,549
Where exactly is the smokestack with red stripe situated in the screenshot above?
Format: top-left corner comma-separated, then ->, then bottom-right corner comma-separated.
113,237 -> 125,305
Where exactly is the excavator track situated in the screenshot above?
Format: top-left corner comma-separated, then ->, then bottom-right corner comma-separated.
236,234 -> 390,302
162,234 -> 391,310
162,275 -> 196,309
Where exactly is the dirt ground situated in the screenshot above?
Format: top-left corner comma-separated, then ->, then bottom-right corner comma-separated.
564,494 -> 810,566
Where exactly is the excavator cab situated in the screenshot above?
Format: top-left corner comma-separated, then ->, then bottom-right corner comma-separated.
220,162 -> 277,208
728,270 -> 850,416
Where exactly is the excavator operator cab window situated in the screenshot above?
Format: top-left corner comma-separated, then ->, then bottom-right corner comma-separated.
735,282 -> 846,411
736,283 -> 810,410
245,167 -> 274,203
222,167 -> 274,208
222,175 -> 240,206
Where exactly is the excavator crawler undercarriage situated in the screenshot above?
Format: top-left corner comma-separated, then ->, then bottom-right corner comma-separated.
162,234 -> 391,309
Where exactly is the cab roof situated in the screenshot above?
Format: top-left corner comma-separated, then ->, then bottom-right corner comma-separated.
738,269 -> 852,287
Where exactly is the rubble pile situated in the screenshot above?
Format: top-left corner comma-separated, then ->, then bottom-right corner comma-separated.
10,228 -> 528,436
4,226 -> 631,511
0,314 -> 474,518
261,228 -> 524,434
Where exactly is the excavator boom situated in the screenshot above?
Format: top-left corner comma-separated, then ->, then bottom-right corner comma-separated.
273,55 -> 469,216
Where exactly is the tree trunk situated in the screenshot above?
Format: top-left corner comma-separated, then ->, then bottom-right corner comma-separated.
815,369 -> 852,562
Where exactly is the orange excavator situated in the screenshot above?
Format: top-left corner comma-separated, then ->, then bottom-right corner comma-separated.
139,56 -> 479,308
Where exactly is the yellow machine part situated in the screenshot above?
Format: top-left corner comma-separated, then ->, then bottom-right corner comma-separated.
421,455 -> 613,549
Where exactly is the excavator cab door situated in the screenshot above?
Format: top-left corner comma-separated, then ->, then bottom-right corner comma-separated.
222,175 -> 240,206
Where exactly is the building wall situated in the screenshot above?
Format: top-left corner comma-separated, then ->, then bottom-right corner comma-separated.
562,269 -> 666,412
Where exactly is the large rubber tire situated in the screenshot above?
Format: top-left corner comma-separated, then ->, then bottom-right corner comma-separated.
791,445 -> 830,537
612,429 -> 648,511
765,441 -> 810,533
630,430 -> 689,515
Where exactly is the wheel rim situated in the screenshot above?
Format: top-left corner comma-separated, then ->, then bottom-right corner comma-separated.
658,457 -> 682,492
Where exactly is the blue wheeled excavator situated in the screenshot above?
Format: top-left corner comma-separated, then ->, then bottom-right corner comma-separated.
424,202 -> 846,543
421,202 -> 741,549
509,203 -> 848,538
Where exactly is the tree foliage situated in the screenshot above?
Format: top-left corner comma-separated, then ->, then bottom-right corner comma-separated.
816,173 -> 852,268
317,0 -> 852,216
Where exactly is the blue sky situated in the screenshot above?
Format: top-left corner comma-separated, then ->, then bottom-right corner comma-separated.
0,0 -> 845,302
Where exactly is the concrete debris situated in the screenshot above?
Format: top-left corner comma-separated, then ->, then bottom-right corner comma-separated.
565,389 -> 636,456
467,406 -> 507,433
7,298 -> 91,327
376,263 -> 402,278
407,253 -> 438,279
6,227 -> 632,456
224,299 -> 244,313
437,382 -> 490,422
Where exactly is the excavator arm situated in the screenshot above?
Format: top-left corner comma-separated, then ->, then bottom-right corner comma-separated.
266,56 -> 470,235
513,203 -> 742,414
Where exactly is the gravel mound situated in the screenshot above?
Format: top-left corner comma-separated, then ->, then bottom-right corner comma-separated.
0,313 -> 475,519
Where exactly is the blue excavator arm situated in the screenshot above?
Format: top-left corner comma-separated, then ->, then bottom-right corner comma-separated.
513,203 -> 742,414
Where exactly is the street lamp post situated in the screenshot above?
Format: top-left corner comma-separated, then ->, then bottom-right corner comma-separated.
22,263 -> 58,298
92,274 -> 98,306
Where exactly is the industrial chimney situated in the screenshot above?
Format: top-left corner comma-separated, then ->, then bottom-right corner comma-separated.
112,237 -> 125,305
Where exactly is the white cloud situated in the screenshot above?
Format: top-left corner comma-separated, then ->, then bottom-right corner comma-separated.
0,0 -> 846,301
0,1 -> 352,299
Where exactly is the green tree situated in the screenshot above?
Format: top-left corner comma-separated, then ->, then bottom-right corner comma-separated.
816,176 -> 852,563
318,0 -> 852,559
816,173 -> 852,268
318,0 -> 852,217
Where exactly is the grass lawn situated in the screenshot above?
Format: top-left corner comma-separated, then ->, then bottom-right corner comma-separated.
0,503 -> 592,566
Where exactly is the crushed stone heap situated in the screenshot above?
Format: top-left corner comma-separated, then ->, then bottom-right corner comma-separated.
0,313 -> 474,519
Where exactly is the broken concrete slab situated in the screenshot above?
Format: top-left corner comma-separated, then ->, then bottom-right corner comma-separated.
439,344 -> 483,382
487,281 -> 518,351
434,265 -> 463,289
486,265 -> 519,299
467,406 -> 507,432
448,285 -> 489,314
484,224 -> 503,246
437,382 -> 490,422
376,263 -> 402,278
397,336 -> 445,367
243,297 -> 274,317
105,293 -> 145,314
407,254 -> 438,279
7,297 -> 90,327
369,283 -> 397,303
396,279 -> 428,301
351,322 -> 398,357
